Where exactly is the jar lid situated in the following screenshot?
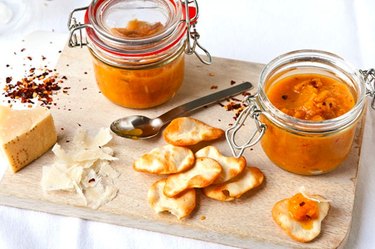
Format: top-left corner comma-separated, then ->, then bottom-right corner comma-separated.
84,0 -> 193,57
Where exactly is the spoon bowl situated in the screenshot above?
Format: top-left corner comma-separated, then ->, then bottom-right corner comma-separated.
110,82 -> 253,139
111,116 -> 163,139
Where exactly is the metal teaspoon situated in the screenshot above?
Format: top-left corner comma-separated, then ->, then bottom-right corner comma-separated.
110,81 -> 253,139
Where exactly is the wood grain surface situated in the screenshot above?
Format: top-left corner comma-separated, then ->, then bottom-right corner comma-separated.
0,45 -> 362,249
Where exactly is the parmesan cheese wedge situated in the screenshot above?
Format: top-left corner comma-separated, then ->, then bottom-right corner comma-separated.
0,105 -> 57,172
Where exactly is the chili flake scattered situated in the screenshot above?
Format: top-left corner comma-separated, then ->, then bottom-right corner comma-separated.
218,81 -> 251,121
2,67 -> 68,107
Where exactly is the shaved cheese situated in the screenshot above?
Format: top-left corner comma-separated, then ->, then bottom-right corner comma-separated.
298,186 -> 332,203
41,128 -> 120,209
85,184 -> 118,209
41,165 -> 76,191
98,161 -> 121,178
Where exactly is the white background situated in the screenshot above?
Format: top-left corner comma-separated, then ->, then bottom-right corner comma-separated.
0,0 -> 374,248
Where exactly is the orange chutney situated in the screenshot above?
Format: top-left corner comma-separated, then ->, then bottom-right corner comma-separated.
91,51 -> 185,109
91,19 -> 185,109
288,193 -> 319,229
111,19 -> 164,38
261,74 -> 358,175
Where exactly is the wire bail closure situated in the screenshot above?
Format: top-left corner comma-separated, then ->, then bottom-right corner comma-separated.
360,68 -> 375,109
182,0 -> 212,64
67,6 -> 90,48
225,95 -> 266,158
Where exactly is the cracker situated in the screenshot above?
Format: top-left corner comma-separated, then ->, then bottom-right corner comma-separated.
163,117 -> 224,146
272,194 -> 330,242
148,179 -> 196,219
164,157 -> 222,197
203,166 -> 264,201
133,144 -> 195,174
195,146 -> 246,184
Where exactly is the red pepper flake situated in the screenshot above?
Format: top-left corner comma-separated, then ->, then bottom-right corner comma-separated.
225,102 -> 242,111
218,81 -> 251,121
2,67 -> 68,107
210,85 -> 218,90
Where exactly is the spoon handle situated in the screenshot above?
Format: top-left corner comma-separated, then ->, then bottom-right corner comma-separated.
158,81 -> 253,124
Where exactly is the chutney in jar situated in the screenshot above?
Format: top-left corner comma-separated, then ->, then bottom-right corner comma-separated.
91,46 -> 185,109
89,19 -> 186,109
261,73 -> 358,175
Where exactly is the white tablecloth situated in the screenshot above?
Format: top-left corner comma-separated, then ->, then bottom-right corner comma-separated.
0,0 -> 374,248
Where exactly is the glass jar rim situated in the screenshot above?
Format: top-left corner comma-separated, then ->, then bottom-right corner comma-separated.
258,49 -> 366,133
84,0 -> 188,57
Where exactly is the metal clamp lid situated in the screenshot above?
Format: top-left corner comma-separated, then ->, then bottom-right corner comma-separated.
183,0 -> 211,64
67,0 -> 211,64
67,6 -> 89,48
225,95 -> 266,158
360,68 -> 375,109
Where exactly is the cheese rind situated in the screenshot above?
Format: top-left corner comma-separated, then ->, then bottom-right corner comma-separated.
0,105 -> 57,172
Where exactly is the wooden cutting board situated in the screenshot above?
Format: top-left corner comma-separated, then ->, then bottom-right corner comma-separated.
0,44 -> 363,249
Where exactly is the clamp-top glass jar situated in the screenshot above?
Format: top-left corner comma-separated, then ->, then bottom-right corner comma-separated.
226,50 -> 375,175
68,0 -> 211,109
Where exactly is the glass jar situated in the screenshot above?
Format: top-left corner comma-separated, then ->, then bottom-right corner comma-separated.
226,50 -> 375,175
67,0 -> 211,109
